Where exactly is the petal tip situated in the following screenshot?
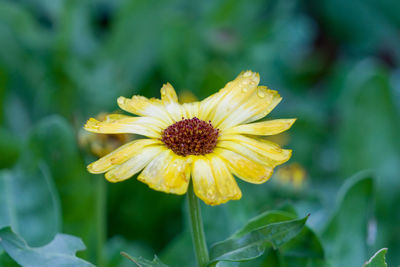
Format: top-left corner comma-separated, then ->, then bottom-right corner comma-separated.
105,172 -> 124,183
87,163 -> 100,174
288,118 -> 297,127
241,70 -> 260,84
117,96 -> 127,104
84,118 -> 99,131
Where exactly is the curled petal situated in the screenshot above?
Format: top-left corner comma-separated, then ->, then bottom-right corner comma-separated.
118,96 -> 174,124
84,114 -> 166,138
160,82 -> 178,103
160,83 -> 185,121
224,119 -> 296,136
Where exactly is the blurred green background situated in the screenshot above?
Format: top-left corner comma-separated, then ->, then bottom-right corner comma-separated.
0,0 -> 399,266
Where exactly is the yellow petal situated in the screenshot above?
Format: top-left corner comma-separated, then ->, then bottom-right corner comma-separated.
200,71 -> 260,126
197,89 -> 226,121
182,102 -> 201,120
191,156 -> 241,205
191,157 -> 218,205
160,83 -> 185,121
207,155 -> 242,202
215,148 -> 274,184
218,86 -> 282,129
117,95 -> 174,124
105,145 -> 164,182
160,82 -> 178,103
223,119 -> 296,136
138,150 -> 191,195
87,139 -> 161,174
105,146 -> 164,183
84,114 -> 166,138
218,134 -> 292,165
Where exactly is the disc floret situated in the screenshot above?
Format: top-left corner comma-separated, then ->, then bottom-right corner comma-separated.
161,117 -> 219,156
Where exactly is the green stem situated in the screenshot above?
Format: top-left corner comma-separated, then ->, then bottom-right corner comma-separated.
95,178 -> 106,267
187,182 -> 209,267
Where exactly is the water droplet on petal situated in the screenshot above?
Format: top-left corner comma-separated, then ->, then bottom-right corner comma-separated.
243,71 -> 252,77
257,90 -> 265,98
242,88 -> 248,93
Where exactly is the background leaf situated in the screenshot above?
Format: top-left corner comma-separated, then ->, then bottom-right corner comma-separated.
28,116 -> 97,259
321,172 -> 374,267
0,227 -> 94,267
233,207 -> 325,267
0,164 -> 61,247
209,213 -> 308,263
0,127 -> 20,169
336,61 -> 400,264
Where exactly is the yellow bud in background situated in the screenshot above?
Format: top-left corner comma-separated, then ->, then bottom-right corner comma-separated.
275,163 -> 307,189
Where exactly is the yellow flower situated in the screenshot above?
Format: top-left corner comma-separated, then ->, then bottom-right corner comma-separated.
179,90 -> 198,103
275,163 -> 307,189
84,71 -> 295,205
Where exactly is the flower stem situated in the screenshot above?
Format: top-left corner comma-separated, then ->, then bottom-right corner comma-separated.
95,177 -> 106,267
187,182 -> 209,267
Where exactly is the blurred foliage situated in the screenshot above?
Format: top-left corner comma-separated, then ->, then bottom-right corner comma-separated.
0,0 -> 399,266
321,172 -> 374,267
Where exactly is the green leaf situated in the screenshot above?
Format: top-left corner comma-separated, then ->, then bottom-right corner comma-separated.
338,62 -> 400,192
321,171 -> 374,267
0,164 -> 61,246
0,227 -> 94,267
337,62 -> 400,264
120,252 -> 169,267
209,212 -> 308,263
236,208 -> 326,267
231,210 -> 296,239
160,232 -> 195,267
364,248 -> 388,267
0,249 -> 19,267
105,236 -> 154,267
0,127 -> 20,169
28,116 -> 96,258
279,226 -> 326,267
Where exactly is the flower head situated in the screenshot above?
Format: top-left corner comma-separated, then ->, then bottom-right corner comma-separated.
84,71 -> 295,205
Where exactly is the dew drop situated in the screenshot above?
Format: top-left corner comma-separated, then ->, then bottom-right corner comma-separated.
243,71 -> 252,77
257,90 -> 265,98
242,88 -> 248,93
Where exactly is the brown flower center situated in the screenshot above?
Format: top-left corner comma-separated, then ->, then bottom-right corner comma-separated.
161,117 -> 219,156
